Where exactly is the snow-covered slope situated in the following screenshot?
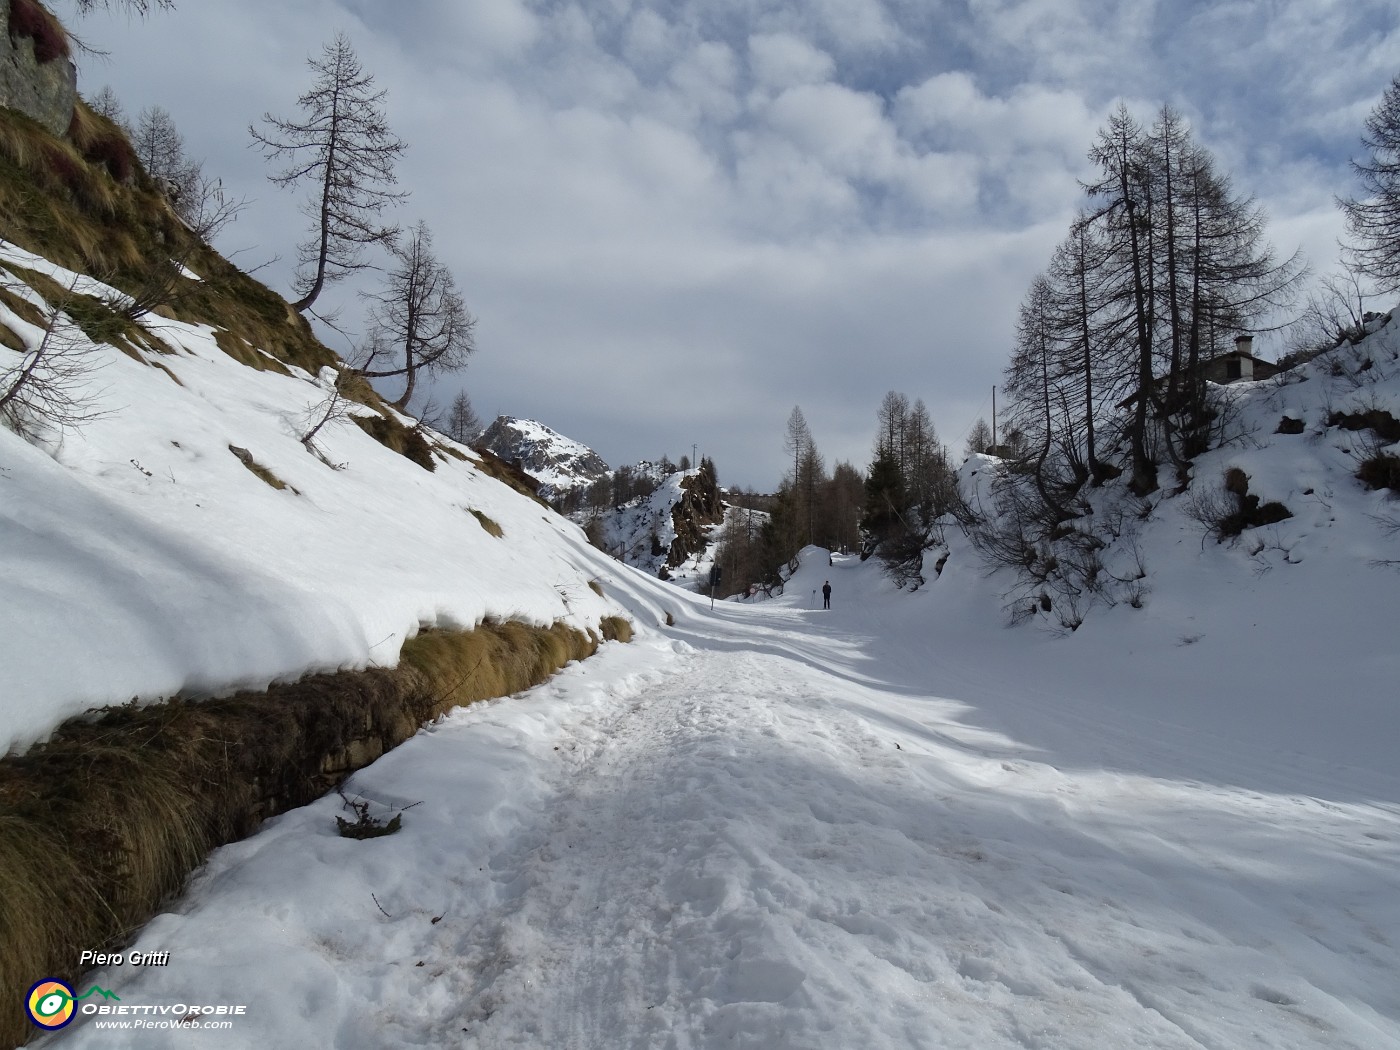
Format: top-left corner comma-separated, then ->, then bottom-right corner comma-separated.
0,242 -> 624,754
475,414 -> 610,498
956,309 -> 1400,644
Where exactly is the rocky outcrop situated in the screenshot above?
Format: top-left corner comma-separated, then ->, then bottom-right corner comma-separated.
1,0 -> 77,137
667,462 -> 725,566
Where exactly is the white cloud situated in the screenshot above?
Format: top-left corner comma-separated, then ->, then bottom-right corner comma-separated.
623,9 -> 684,73
667,41 -> 742,125
731,133 -> 864,233
420,0 -> 541,60
804,0 -> 901,54
895,73 -> 1098,160
747,32 -> 836,90
893,73 -> 1103,222
763,82 -> 894,176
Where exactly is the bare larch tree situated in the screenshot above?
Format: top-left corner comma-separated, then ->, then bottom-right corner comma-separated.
357,221 -> 475,411
1340,73 -> 1400,294
250,32 -> 407,314
88,84 -> 124,123
131,105 -> 200,203
446,390 -> 482,444
74,0 -> 175,11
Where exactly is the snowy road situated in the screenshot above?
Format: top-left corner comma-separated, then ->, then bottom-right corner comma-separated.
50,554 -> 1400,1050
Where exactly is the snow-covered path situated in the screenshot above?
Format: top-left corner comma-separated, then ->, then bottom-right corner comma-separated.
49,556 -> 1400,1050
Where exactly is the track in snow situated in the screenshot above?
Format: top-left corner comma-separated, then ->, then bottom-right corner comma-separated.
437,632 -> 1400,1050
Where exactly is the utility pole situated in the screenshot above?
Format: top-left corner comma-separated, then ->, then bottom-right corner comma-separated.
991,385 -> 997,454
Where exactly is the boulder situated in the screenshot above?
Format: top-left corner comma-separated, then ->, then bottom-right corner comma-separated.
1,0 -> 77,137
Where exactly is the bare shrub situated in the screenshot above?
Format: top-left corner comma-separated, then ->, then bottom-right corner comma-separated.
1186,466 -> 1292,541
1283,267 -> 1375,367
1357,448 -> 1400,492
298,369 -> 352,466
0,286 -> 106,440
119,175 -> 247,321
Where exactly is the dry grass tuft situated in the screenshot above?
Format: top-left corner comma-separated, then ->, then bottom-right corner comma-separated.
0,322 -> 23,352
67,101 -> 136,184
353,412 -> 436,472
210,329 -> 291,376
469,509 -> 503,537
0,109 -> 148,272
600,616 -> 634,643
0,616 -> 628,1046
468,446 -> 547,505
228,445 -> 290,491
0,285 -> 46,329
170,258 -> 335,378
400,621 -> 595,709
1357,450 -> 1400,492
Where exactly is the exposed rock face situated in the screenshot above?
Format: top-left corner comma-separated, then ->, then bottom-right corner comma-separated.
477,415 -> 610,498
1,1 -> 77,137
667,463 -> 725,566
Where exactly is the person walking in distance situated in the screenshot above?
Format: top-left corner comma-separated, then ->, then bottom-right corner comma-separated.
822,580 -> 832,610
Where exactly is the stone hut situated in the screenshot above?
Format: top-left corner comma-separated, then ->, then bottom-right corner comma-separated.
1199,334 -> 1281,385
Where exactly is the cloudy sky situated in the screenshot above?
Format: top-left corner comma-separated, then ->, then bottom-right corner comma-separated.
68,0 -> 1399,488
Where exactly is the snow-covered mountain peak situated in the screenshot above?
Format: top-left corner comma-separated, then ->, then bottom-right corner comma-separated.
477,415 -> 610,497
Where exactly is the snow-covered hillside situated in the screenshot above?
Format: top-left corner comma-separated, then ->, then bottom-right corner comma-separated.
0,241 -> 624,754
950,307 -> 1400,644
